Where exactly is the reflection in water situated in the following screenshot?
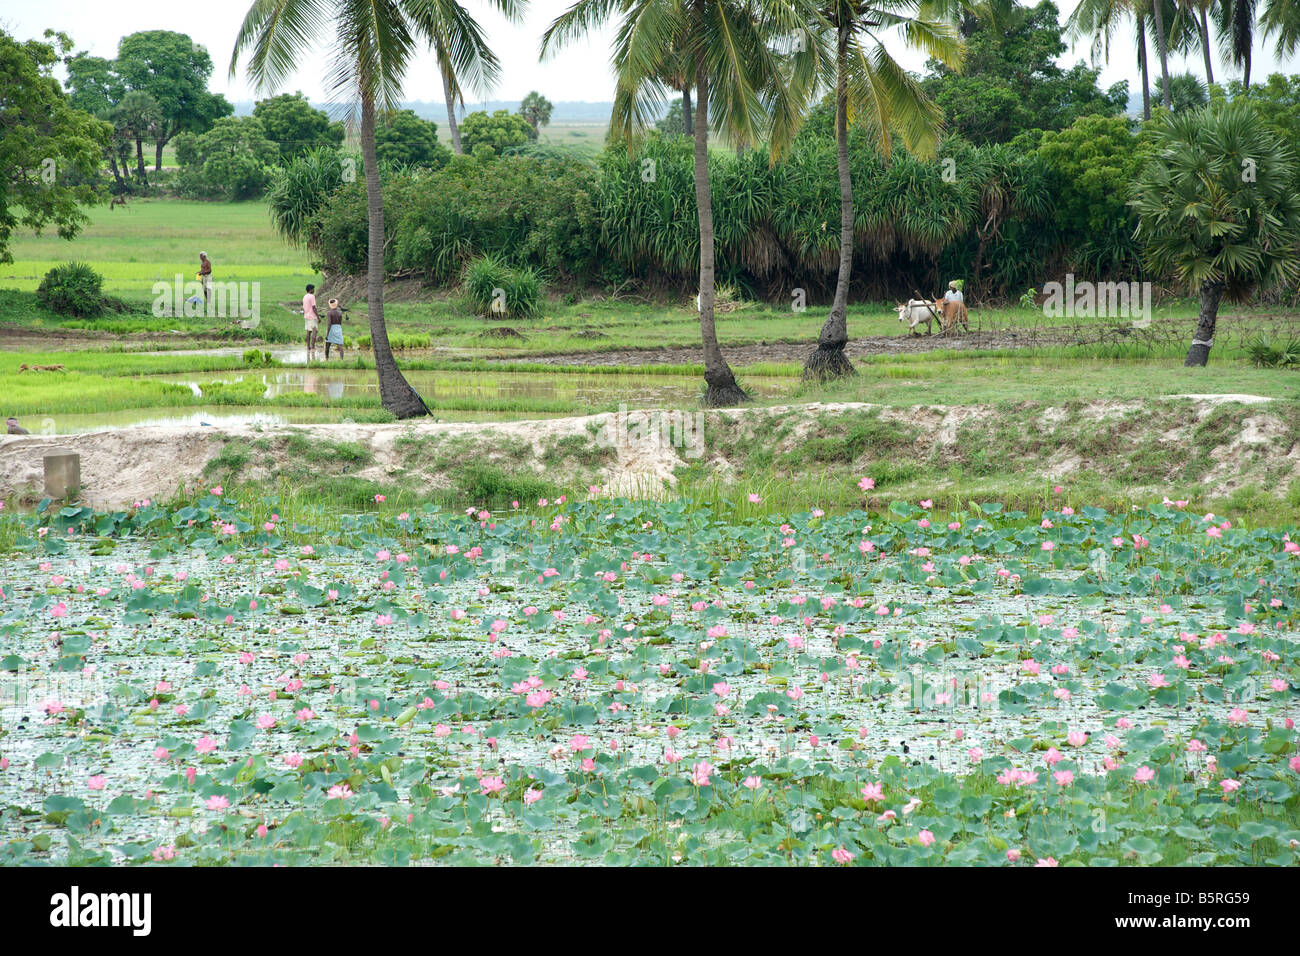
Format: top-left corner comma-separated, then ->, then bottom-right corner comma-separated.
48,368 -> 794,434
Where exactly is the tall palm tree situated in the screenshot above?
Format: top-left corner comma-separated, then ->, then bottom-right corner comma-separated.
802,1 -> 963,381
1068,0 -> 1185,115
1175,0 -> 1220,84
416,0 -> 524,155
1216,0 -> 1257,87
543,0 -> 821,406
232,0 -> 431,418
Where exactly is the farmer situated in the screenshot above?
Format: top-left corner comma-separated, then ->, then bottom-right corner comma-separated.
943,280 -> 964,307
6,416 -> 28,435
198,251 -> 213,308
324,298 -> 345,360
303,284 -> 319,360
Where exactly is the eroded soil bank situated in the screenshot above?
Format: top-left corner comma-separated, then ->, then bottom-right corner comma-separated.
1,397 -> 1296,513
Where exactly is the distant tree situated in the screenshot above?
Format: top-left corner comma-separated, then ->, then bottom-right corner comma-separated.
518,91 -> 554,132
1155,71 -> 1208,111
252,92 -> 344,161
924,0 -> 1128,143
460,109 -> 536,153
654,105 -> 687,136
177,116 -> 279,199
375,109 -> 451,168
0,30 -> 111,264
111,90 -> 164,183
115,31 -> 232,171
1131,100 -> 1300,366
63,53 -> 123,116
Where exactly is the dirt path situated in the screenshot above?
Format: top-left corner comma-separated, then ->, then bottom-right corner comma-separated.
489,329 -> 1083,367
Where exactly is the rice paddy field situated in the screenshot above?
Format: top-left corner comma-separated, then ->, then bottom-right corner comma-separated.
2,196 -> 1299,869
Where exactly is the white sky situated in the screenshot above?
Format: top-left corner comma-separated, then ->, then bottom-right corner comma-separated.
3,0 -> 1298,105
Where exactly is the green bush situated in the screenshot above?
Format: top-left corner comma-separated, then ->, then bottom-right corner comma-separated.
462,254 -> 543,319
36,262 -> 106,317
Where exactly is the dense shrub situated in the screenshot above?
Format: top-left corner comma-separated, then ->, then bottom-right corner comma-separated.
36,262 -> 106,317
310,154 -> 599,284
462,254 -> 544,318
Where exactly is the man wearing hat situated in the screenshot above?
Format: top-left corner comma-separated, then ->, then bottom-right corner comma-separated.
324,298 -> 345,360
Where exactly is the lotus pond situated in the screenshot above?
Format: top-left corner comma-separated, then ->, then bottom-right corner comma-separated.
0,490 -> 1297,866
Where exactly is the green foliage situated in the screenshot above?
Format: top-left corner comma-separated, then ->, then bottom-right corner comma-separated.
1155,72 -> 1209,113
114,30 -> 232,161
176,117 -> 279,200
252,92 -> 344,162
922,1 -> 1128,144
375,109 -> 450,169
0,30 -> 111,264
1036,114 -> 1148,276
460,109 -> 536,154
266,147 -> 357,246
1246,337 -> 1300,368
1131,100 -> 1300,299
36,261 -> 106,317
462,254 -> 544,318
310,156 -> 599,284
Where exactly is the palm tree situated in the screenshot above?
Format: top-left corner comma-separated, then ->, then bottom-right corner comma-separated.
543,0 -> 821,406
1175,0 -> 1220,84
1131,100 -> 1300,366
232,0 -> 429,418
802,1 -> 963,381
1216,0 -> 1258,88
1068,0 -> 1188,115
415,0 -> 524,155
1261,0 -> 1300,56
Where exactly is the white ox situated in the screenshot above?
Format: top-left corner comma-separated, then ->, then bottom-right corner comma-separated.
896,299 -> 939,335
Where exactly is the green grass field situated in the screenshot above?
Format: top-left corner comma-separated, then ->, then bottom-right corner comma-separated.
0,198 -> 318,307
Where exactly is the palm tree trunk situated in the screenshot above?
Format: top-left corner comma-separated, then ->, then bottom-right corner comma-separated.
682,87 -> 693,136
804,27 -> 856,382
1152,0 -> 1173,108
360,90 -> 428,418
155,138 -> 165,172
1184,278 -> 1223,366
693,67 -> 747,407
1198,10 -> 1215,85
440,68 -> 463,155
1138,14 -> 1152,120
134,137 -> 148,184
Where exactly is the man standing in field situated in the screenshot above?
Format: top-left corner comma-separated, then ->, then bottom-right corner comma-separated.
324,298 -> 345,360
303,283 -> 319,361
199,252 -> 213,310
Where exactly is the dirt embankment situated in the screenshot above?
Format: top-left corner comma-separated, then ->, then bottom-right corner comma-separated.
1,397 -> 1296,511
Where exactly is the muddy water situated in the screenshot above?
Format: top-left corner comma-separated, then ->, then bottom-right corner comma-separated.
39,369 -> 794,433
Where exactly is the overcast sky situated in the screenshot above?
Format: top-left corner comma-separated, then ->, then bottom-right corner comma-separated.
5,0 -> 1299,106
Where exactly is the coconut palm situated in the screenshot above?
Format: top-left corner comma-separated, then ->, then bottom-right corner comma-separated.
1174,0 -> 1220,84
1130,100 -> 1300,366
1216,0 -> 1257,87
231,0 -> 431,418
542,0 -> 824,406
1261,0 -> 1300,56
802,1 -> 963,381
1068,0 -> 1190,115
414,0 -> 524,155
